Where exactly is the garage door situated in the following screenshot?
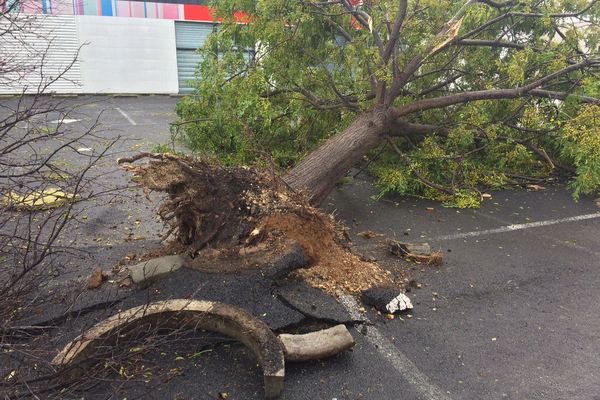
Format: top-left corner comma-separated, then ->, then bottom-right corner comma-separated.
175,21 -> 215,94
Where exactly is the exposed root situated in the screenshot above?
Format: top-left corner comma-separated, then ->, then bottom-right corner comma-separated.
121,154 -> 394,293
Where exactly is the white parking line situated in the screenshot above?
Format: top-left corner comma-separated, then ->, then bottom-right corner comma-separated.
50,118 -> 80,124
431,212 -> 600,242
338,293 -> 453,400
115,107 -> 137,125
472,210 -> 600,258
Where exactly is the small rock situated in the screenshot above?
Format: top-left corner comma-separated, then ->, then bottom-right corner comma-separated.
87,267 -> 107,290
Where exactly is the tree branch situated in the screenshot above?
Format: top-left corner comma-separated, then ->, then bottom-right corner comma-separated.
477,0 -> 516,8
391,60 -> 600,118
387,0 -> 479,104
418,74 -> 463,96
389,120 -> 449,137
382,0 -> 408,64
455,39 -> 530,50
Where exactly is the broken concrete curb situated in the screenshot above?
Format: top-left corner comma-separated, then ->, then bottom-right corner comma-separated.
278,324 -> 355,362
52,299 -> 286,398
126,254 -> 186,284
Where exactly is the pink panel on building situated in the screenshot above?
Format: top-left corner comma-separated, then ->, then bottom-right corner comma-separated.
48,0 -> 72,14
115,0 -> 130,17
20,0 -> 43,13
130,1 -> 144,18
160,3 -> 179,20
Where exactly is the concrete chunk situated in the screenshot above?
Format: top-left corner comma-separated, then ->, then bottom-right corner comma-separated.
278,324 -> 355,362
127,254 -> 186,284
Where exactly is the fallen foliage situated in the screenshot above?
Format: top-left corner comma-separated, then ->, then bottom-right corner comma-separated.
1,188 -> 79,211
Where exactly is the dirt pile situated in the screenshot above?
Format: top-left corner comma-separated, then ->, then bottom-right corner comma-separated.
119,153 -> 393,293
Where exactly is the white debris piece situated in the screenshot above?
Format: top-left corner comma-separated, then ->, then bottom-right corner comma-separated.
77,147 -> 93,153
385,293 -> 413,313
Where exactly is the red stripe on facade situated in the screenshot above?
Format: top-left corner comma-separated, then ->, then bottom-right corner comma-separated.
183,5 -> 248,23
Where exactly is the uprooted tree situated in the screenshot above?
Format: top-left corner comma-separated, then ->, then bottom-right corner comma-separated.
176,0 -> 600,207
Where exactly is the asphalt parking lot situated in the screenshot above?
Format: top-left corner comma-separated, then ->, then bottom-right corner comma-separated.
327,177 -> 600,400
4,95 -> 600,399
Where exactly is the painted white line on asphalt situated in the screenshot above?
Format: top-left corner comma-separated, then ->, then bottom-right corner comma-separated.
50,118 -> 80,124
473,210 -> 600,258
431,212 -> 600,242
115,107 -> 137,125
338,293 -> 452,400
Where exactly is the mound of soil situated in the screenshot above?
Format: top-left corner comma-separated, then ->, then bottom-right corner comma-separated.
119,153 -> 393,293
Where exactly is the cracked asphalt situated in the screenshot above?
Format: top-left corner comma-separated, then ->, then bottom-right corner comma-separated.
3,96 -> 600,400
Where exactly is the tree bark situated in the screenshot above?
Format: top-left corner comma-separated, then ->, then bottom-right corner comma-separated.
284,107 -> 389,206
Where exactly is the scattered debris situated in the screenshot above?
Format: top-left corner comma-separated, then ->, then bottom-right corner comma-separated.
385,293 -> 413,313
526,184 -> 546,191
357,230 -> 383,239
278,324 -> 355,361
389,240 -> 443,266
4,370 -> 16,382
481,193 -> 492,200
76,147 -> 93,153
87,267 -> 107,289
361,286 -> 413,314
1,188 -> 79,211
595,198 -> 600,209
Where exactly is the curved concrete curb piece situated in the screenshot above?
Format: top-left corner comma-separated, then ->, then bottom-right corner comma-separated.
52,300 -> 285,398
278,324 -> 355,362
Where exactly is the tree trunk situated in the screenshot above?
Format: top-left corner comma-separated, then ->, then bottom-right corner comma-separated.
284,107 -> 389,206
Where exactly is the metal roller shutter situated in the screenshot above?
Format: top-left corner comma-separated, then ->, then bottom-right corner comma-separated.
175,21 -> 215,94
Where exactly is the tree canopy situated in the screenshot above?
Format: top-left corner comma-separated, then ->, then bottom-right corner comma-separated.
176,0 -> 600,207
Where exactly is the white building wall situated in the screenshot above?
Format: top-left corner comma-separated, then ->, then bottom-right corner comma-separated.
76,16 -> 178,94
0,15 -> 82,94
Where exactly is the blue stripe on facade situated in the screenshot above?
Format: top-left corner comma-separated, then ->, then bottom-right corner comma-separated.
101,0 -> 112,15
